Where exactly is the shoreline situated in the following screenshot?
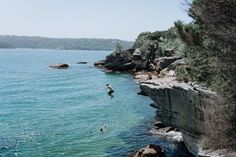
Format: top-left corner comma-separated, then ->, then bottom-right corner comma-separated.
0,48 -> 114,52
94,51 -> 235,156
95,65 -> 195,157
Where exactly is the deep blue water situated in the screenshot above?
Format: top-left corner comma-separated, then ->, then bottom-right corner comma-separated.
0,49 -> 191,157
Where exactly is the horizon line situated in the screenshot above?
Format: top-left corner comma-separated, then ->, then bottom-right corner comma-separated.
0,34 -> 135,42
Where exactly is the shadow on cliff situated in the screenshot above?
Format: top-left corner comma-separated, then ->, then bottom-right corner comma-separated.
105,117 -> 194,157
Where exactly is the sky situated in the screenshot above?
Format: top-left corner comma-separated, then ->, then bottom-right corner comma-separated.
0,0 -> 192,41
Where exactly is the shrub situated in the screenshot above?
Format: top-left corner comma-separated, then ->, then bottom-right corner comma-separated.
176,0 -> 236,149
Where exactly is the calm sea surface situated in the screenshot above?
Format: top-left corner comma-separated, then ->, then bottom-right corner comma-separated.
0,49 -> 191,157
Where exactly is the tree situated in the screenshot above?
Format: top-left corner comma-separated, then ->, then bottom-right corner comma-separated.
177,0 -> 236,149
191,0 -> 236,149
114,43 -> 123,53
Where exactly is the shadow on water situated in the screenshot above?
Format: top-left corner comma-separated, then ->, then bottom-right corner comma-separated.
106,117 -> 194,157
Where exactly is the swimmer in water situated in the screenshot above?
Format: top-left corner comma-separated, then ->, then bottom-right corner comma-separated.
100,124 -> 108,132
106,84 -> 114,96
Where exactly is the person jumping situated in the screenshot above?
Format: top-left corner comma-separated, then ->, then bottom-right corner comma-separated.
106,84 -> 114,95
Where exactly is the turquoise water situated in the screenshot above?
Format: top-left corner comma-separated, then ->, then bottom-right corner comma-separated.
0,49 -> 191,157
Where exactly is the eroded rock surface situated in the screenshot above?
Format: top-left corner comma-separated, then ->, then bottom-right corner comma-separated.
94,41 -> 171,71
139,77 -> 229,156
154,56 -> 181,70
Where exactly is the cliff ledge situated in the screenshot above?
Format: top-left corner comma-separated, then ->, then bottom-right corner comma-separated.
140,77 -> 235,157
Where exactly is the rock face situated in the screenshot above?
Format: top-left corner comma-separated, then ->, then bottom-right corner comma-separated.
140,78 -> 222,157
94,48 -> 136,71
49,63 -> 69,69
154,56 -> 181,70
132,48 -> 147,69
166,58 -> 185,71
128,144 -> 165,157
132,41 -> 158,70
105,48 -> 135,71
94,42 -> 162,71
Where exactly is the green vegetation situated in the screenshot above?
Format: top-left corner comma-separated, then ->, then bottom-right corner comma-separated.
0,35 -> 133,51
133,27 -> 185,58
175,0 -> 236,149
132,0 -> 236,150
114,43 -> 124,53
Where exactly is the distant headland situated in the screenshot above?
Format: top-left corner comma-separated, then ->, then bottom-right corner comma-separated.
0,35 -> 134,51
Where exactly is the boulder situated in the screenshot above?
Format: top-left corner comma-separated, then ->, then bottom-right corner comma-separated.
133,48 -> 143,58
166,58 -> 185,71
49,64 -> 69,69
103,48 -> 136,71
128,144 -> 165,157
94,60 -> 106,67
154,121 -> 167,129
132,43 -> 157,70
132,49 -> 143,69
163,48 -> 175,57
154,56 -> 181,70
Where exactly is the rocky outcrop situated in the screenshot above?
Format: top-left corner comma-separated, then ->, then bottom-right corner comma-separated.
128,144 -> 165,157
95,27 -> 235,156
153,56 -> 181,70
132,48 -> 148,69
49,63 -> 69,69
132,41 -> 158,70
166,59 -> 185,71
139,77 -> 233,157
94,60 -> 106,67
94,48 -> 136,71
94,41 -> 165,71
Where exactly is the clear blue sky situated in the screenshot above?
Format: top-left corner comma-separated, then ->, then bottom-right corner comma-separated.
0,0 -> 191,41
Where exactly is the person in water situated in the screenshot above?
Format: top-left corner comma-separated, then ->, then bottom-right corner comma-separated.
100,124 -> 108,132
106,84 -> 114,95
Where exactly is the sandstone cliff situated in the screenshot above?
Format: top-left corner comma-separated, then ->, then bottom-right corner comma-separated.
139,77 -> 235,157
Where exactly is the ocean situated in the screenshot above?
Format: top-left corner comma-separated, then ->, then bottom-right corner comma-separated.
0,49 -> 191,157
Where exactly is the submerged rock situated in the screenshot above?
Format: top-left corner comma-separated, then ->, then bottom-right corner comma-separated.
49,63 -> 69,69
77,61 -> 87,64
128,144 -> 165,157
